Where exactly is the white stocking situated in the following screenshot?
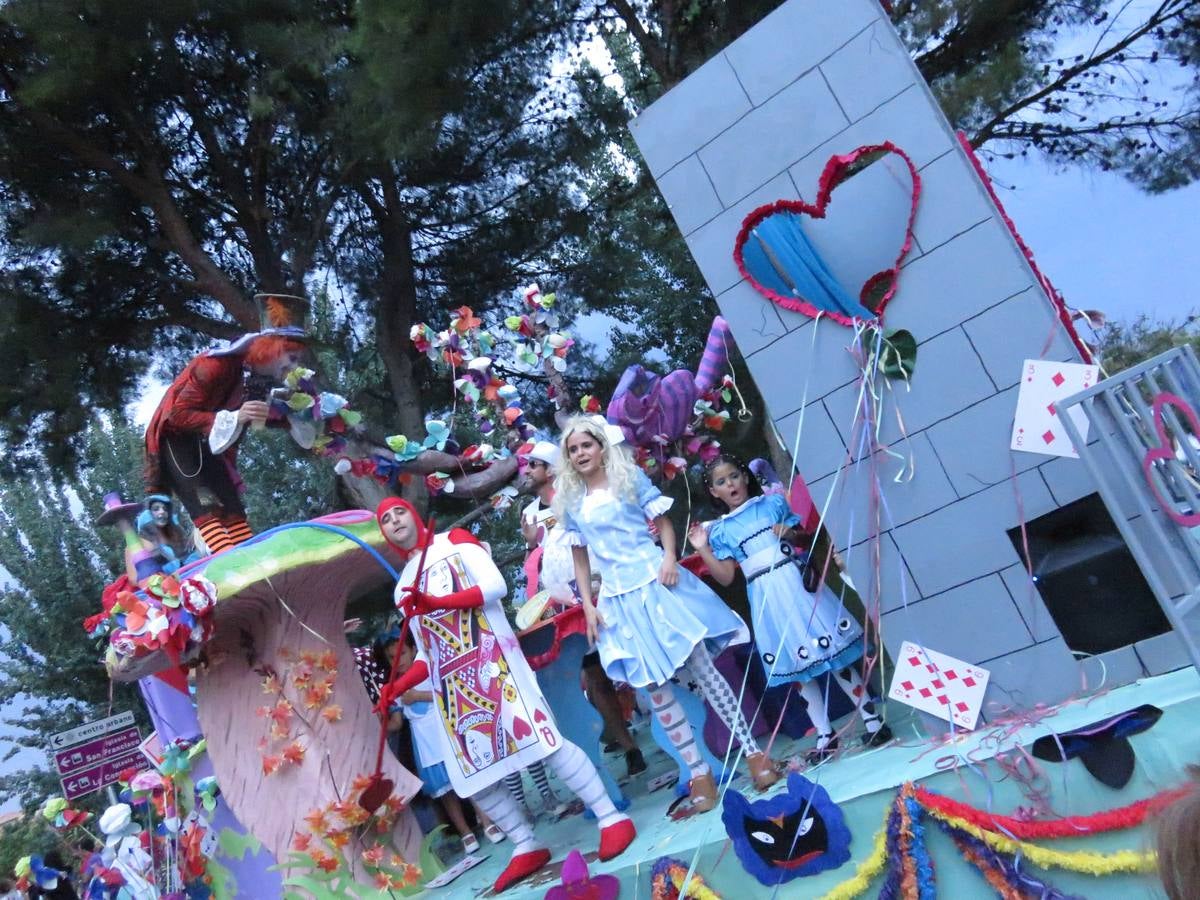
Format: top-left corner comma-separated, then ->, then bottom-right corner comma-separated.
544,740 -> 625,828
472,782 -> 541,854
649,682 -> 709,777
832,666 -> 883,733
683,644 -> 762,755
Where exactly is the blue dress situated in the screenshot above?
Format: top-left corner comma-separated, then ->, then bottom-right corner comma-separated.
707,494 -> 863,688
562,470 -> 748,688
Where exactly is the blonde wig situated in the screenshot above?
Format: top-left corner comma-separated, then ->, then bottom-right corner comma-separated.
552,415 -> 641,519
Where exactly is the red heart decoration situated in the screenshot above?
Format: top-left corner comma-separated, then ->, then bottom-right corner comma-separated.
733,141 -> 921,327
512,716 -> 533,740
534,707 -> 548,723
1142,392 -> 1200,526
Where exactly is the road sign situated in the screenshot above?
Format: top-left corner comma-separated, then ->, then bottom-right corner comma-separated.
52,726 -> 142,777
59,748 -> 147,802
49,712 -> 145,802
49,711 -> 135,751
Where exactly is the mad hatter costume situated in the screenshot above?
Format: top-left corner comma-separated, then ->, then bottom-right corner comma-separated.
143,293 -> 309,555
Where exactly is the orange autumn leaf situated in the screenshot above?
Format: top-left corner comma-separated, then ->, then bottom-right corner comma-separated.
302,681 -> 333,709
303,809 -> 329,834
316,855 -> 340,873
361,845 -> 385,866
300,650 -> 320,667
282,742 -> 305,765
270,699 -> 293,727
292,668 -> 313,688
373,872 -> 391,890
292,832 -> 312,852
351,774 -> 375,793
317,650 -> 338,672
398,865 -> 421,888
260,673 -> 281,694
320,705 -> 342,723
261,755 -> 281,776
326,830 -> 350,850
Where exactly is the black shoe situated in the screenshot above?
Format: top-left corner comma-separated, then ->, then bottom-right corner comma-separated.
862,722 -> 893,748
625,747 -> 647,777
805,733 -> 838,765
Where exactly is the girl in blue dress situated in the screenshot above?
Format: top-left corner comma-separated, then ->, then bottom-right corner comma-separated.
689,453 -> 891,759
553,416 -> 780,812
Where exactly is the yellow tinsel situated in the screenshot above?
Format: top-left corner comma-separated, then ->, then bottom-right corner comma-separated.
816,814 -> 889,900
930,810 -> 1157,875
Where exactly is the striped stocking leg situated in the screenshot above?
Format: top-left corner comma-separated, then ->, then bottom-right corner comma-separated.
193,514 -> 233,556
503,772 -> 528,809
528,761 -> 559,805
649,683 -> 709,778
543,741 -> 624,828
220,514 -> 254,547
832,666 -> 883,733
472,782 -> 540,854
684,644 -> 762,756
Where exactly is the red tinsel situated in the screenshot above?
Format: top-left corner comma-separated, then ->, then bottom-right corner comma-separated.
915,784 -> 1189,839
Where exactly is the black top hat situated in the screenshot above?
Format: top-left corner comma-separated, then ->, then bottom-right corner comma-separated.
254,293 -> 310,336
1031,704 -> 1162,789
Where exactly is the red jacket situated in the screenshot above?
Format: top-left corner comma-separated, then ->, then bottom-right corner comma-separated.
143,353 -> 245,491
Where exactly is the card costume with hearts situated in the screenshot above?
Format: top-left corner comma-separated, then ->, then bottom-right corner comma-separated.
393,527 -> 562,797
375,498 -> 636,893
706,493 -> 863,688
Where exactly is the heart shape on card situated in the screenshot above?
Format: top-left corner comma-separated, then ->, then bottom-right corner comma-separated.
512,716 -> 532,740
1142,392 -> 1200,526
533,707 -> 548,723
733,142 -> 920,327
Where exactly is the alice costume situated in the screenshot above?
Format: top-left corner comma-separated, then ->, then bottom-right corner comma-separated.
707,493 -> 863,688
561,471 -> 748,688
400,680 -> 453,799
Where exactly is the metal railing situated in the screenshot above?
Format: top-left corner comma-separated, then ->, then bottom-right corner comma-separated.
1057,345 -> 1200,674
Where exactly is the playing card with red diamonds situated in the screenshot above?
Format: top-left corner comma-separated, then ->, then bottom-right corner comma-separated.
1010,359 -> 1100,459
887,641 -> 990,730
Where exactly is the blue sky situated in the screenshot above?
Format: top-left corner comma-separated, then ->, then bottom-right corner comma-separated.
988,154 -> 1200,327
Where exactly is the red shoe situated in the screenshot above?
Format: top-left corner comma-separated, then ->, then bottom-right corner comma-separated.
493,848 -> 551,893
598,817 -> 636,861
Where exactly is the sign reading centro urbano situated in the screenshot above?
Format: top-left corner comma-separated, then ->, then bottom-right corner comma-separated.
49,712 -> 144,802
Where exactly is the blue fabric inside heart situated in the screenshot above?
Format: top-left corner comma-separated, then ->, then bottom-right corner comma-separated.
742,211 -> 875,321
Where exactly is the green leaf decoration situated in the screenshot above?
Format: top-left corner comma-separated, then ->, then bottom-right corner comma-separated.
287,392 -> 315,411
217,826 -> 263,860
881,329 -> 917,380
419,825 -> 448,881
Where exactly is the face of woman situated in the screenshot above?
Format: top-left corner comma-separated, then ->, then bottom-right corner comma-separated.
566,430 -> 603,477
379,505 -> 418,550
708,462 -> 750,510
149,501 -> 171,527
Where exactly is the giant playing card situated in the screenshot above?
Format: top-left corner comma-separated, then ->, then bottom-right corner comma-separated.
403,538 -> 560,798
887,641 -> 990,730
1010,359 -> 1100,459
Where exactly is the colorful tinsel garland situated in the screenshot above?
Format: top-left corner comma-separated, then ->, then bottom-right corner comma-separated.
815,782 -> 1170,900
650,857 -> 722,900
